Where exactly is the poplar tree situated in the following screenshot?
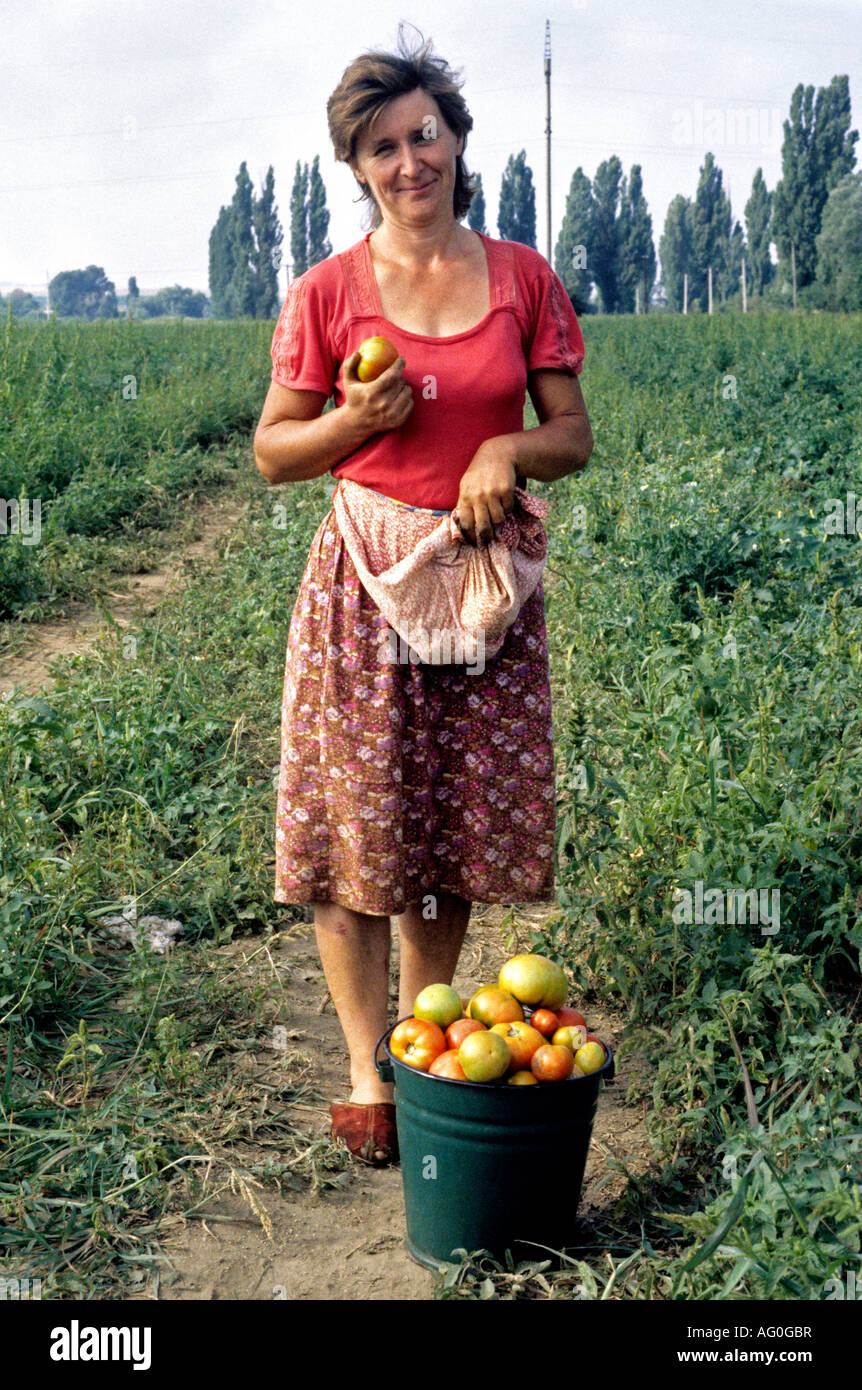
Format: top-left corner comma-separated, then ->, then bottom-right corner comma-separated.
498,151 -> 537,248
208,205 -> 235,317
689,153 -> 733,307
290,162 -> 309,279
554,167 -> 594,312
618,165 -> 656,312
658,195 -> 693,312
307,156 -> 332,267
467,173 -> 487,233
228,162 -> 257,316
590,156 -> 624,312
744,169 -> 774,297
252,166 -> 283,318
773,75 -> 858,290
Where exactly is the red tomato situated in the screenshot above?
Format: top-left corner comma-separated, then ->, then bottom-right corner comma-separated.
530,1008 -> 560,1038
556,1006 -> 587,1029
429,1049 -> 468,1081
445,1017 -> 486,1050
531,1043 -> 574,1083
390,1017 -> 446,1071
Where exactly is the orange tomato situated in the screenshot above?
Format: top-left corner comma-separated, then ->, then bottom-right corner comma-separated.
531,1043 -> 575,1083
356,335 -> 399,382
508,1070 -> 539,1085
467,986 -> 524,1028
490,1021 -> 546,1072
390,1017 -> 446,1071
429,1048 -> 468,1081
530,1008 -> 559,1038
445,1017 -> 486,1050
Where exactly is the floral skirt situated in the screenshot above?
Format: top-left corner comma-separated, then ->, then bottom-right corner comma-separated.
273,504 -> 556,916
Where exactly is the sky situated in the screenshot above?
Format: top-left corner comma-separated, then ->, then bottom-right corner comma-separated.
2,0 -> 860,300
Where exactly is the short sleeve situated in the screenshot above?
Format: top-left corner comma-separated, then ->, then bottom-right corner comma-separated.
524,258 -> 586,376
270,274 -> 337,394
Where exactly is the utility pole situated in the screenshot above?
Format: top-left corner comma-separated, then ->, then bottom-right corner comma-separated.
790,240 -> 797,311
544,20 -> 551,264
741,256 -> 747,313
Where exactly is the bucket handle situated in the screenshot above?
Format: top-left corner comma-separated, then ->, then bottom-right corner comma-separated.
374,1026 -> 395,1084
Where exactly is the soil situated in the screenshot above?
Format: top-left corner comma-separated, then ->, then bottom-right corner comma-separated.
149,906 -> 656,1301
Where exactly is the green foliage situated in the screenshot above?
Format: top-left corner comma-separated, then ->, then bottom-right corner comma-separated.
49,266 -> 117,320
689,153 -> 737,307
555,167 -> 595,313
815,172 -> 862,312
773,76 -> 859,291
744,170 -> 775,298
290,161 -> 310,280
467,172 -> 487,235
4,309 -> 861,1300
0,316 -> 274,617
208,162 -> 283,319
498,150 -> 537,248
531,307 -> 862,1298
590,156 -> 624,312
618,165 -> 656,313
133,285 -> 209,319
659,194 -> 693,312
307,156 -> 332,269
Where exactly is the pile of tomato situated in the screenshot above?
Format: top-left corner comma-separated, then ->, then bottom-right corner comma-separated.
388,954 -> 610,1085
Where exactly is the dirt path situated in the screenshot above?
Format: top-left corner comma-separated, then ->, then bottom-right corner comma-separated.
0,487 -> 247,699
152,905 -> 654,1301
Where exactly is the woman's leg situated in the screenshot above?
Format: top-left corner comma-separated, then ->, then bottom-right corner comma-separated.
314,902 -> 394,1105
396,890 -> 472,1020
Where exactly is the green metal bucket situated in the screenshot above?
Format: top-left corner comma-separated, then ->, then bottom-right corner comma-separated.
375,1018 -> 615,1270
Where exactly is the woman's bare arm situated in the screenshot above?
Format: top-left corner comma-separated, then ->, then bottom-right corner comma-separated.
253,351 -> 414,485
454,369 -> 594,546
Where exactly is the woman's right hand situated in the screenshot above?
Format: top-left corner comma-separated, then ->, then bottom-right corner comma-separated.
342,349 -> 414,436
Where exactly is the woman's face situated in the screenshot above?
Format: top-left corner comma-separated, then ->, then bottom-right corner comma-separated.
349,88 -> 463,230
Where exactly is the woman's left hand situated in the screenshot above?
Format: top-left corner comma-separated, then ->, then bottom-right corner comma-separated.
453,438 -> 518,549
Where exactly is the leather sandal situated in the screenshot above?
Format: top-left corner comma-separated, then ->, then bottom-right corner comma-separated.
329,1101 -> 399,1166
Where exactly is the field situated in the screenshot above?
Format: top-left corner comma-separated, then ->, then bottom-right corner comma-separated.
1,309 -> 860,1300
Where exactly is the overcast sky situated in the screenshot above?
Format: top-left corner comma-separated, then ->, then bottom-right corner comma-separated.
2,0 -> 860,298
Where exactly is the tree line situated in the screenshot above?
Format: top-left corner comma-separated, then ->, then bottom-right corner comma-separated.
206,72 -> 858,318
6,73 -> 857,321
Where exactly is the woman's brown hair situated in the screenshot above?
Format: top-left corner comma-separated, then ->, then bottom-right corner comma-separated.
327,22 -> 477,228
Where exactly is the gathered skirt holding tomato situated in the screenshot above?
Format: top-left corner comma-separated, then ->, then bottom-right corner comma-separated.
273,500 -> 557,917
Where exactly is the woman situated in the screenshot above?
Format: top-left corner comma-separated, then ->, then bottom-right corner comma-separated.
254,28 -> 593,1166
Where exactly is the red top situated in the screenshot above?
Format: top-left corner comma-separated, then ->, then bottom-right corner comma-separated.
269,230 -> 585,511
